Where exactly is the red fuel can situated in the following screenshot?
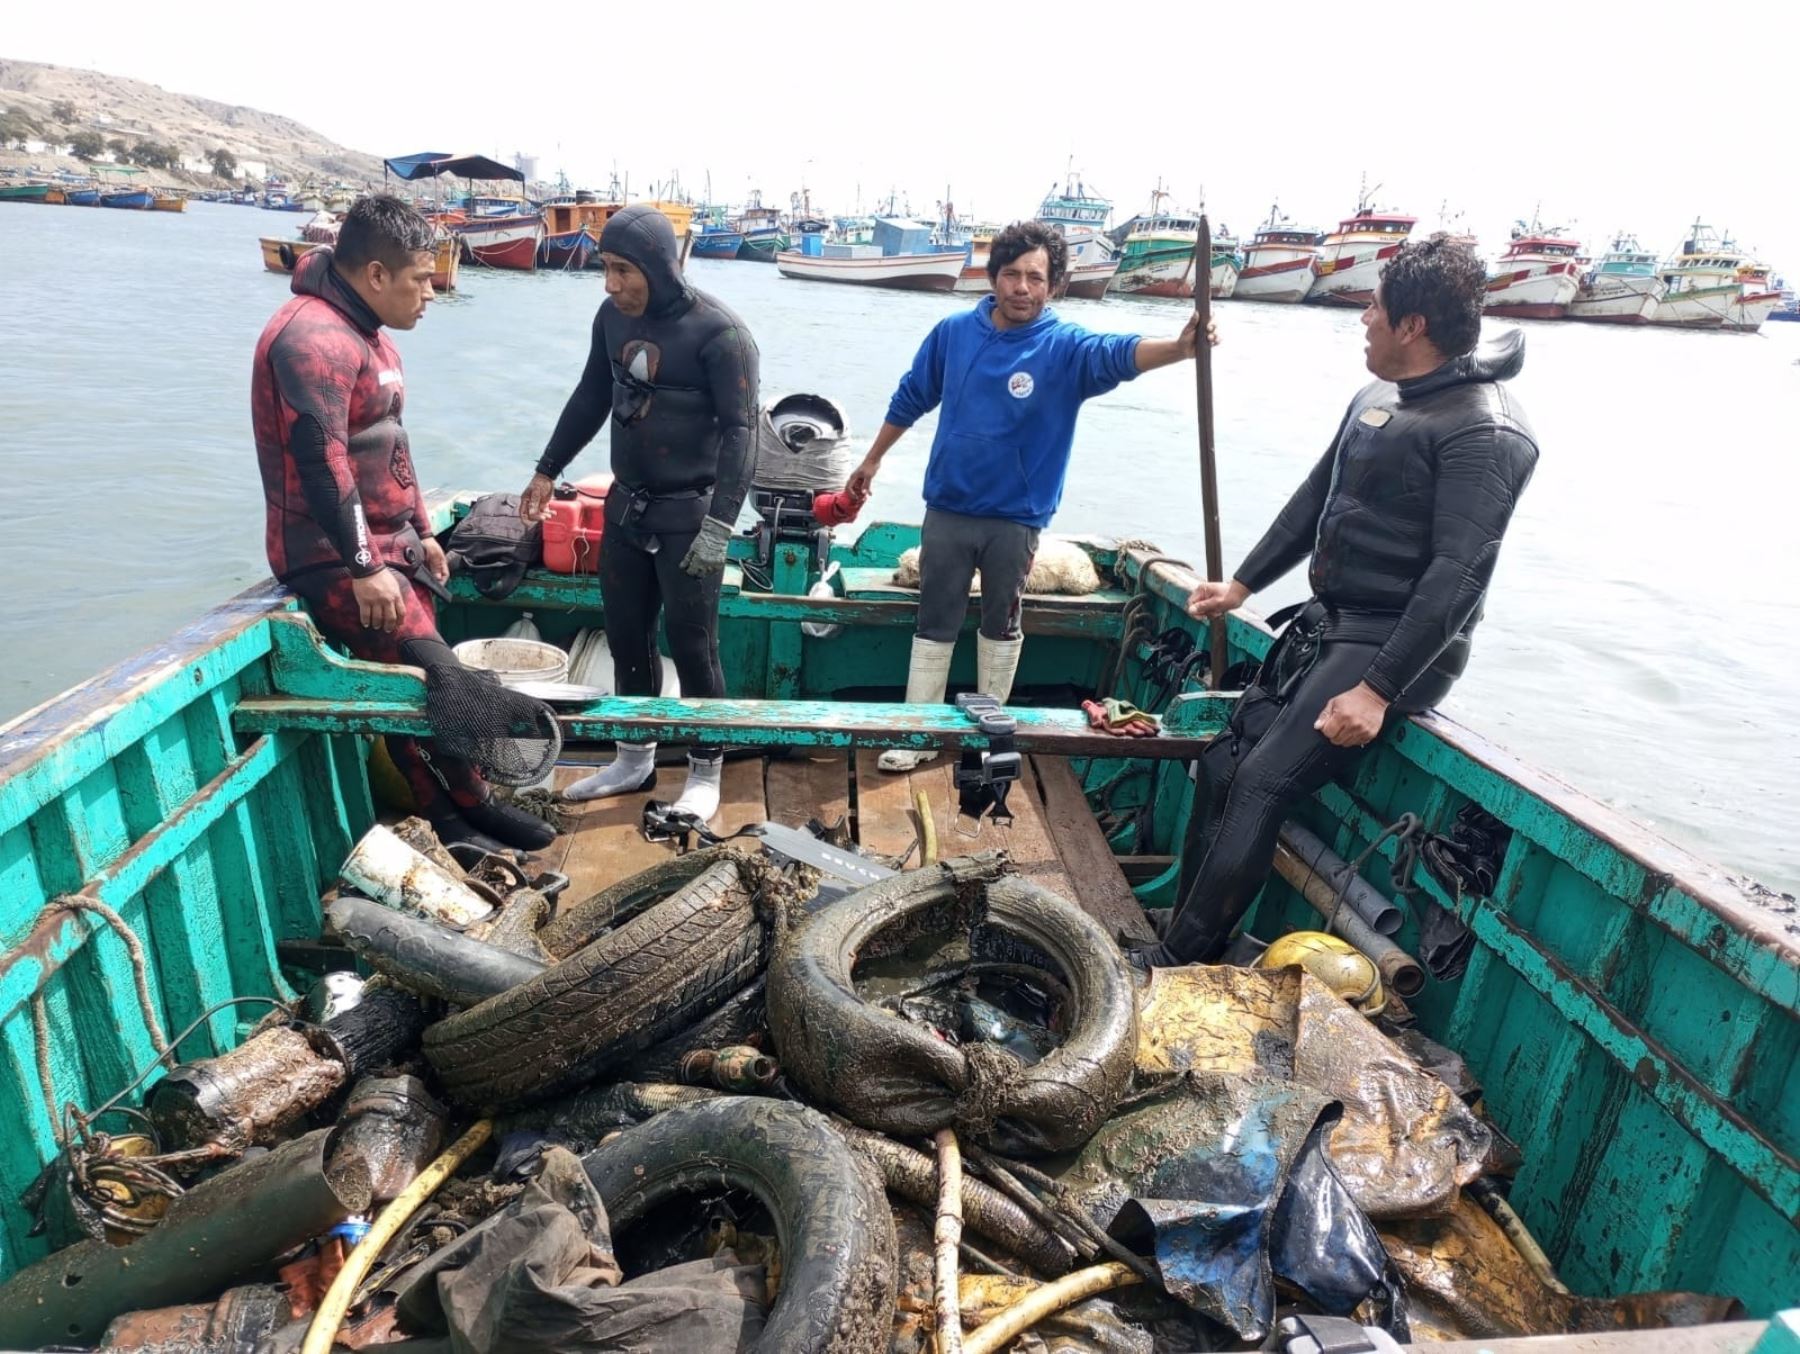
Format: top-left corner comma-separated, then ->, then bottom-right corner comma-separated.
542,474 -> 612,574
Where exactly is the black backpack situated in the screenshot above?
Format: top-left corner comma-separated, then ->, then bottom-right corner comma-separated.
444,493 -> 541,600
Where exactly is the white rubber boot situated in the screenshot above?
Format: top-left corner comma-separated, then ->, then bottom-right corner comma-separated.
878,636 -> 955,773
671,754 -> 723,823
977,634 -> 1023,705
562,742 -> 657,801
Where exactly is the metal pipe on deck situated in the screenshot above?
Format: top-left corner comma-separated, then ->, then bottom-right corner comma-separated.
1272,840 -> 1425,997
1278,822 -> 1404,935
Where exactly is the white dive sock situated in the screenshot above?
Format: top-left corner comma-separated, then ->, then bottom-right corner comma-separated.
671,755 -> 723,822
562,742 -> 657,801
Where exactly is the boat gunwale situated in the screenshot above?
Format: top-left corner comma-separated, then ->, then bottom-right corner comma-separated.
1117,550 -> 1800,984
0,535 -> 1793,991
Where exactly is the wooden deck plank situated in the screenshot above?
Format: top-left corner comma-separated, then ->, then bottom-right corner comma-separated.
1033,756 -> 1154,942
713,756 -> 768,849
552,765 -> 679,901
764,751 -> 852,831
853,749 -> 924,864
907,760 -> 1071,899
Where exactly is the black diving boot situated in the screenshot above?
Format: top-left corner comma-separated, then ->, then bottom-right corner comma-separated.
425,809 -> 511,857
461,794 -> 558,851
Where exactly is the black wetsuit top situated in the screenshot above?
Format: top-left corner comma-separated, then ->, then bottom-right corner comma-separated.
1234,329 -> 1540,700
536,204 -> 759,532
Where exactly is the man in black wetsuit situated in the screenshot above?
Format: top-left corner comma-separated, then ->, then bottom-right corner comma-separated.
1135,236 -> 1539,968
519,204 -> 758,823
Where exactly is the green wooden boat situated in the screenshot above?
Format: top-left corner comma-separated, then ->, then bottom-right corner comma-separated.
0,499 -> 1794,1322
0,183 -> 53,203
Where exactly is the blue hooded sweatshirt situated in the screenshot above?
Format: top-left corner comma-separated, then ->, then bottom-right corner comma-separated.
884,295 -> 1141,528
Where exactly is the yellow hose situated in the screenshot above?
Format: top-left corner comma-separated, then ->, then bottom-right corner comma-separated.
301,1118 -> 493,1354
962,1262 -> 1141,1354
915,789 -> 938,867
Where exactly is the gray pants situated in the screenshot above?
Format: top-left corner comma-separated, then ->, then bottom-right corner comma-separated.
916,507 -> 1040,643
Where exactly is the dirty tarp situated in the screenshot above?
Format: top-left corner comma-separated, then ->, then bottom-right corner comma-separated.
1136,965 -> 1500,1217
1272,1115 -> 1409,1336
1380,1191 -> 1743,1341
387,1147 -> 767,1353
1059,1072 -> 1332,1340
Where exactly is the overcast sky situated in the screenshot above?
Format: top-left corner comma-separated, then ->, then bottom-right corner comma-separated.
10,2 -> 1797,272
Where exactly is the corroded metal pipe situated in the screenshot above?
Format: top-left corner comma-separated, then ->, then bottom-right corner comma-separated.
0,1129 -> 369,1349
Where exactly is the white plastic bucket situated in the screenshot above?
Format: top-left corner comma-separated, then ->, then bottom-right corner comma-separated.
452,637 -> 569,687
340,824 -> 494,927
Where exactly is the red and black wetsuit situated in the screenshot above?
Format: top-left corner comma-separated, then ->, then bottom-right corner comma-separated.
251,248 -> 483,814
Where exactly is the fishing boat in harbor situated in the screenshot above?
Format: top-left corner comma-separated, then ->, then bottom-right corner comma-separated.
0,473 -> 1793,1344
0,182 -> 53,203
1651,222 -> 1782,331
1109,189 -> 1237,299
383,153 -> 543,272
735,190 -> 790,262
1769,277 -> 1798,322
65,185 -> 100,207
100,188 -> 155,210
150,193 -> 187,213
1484,218 -> 1583,319
1307,192 -> 1415,306
538,197 -> 620,272
691,204 -> 746,260
258,231 -> 460,292
1233,204 -> 1324,303
775,216 -> 964,291
1036,170 -> 1119,300
1567,234 -> 1666,325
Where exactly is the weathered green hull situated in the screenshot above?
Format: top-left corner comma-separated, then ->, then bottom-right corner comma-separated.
0,507 -> 1794,1312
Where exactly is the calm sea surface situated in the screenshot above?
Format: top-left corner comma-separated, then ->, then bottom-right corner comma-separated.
2,203 -> 1796,891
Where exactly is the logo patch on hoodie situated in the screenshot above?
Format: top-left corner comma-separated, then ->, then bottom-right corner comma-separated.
1007,371 -> 1035,400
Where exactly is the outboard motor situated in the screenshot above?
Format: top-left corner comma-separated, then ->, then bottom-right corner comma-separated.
749,393 -> 855,580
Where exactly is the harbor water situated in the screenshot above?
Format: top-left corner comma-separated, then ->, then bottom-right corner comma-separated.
2,203 -> 1796,893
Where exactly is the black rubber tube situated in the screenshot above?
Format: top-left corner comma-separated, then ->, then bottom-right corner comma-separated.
328,894 -> 547,1006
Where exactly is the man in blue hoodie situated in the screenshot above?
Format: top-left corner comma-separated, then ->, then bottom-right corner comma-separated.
847,220 -> 1216,772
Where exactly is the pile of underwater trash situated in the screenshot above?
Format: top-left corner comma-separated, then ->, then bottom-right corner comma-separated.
0,818 -> 1742,1353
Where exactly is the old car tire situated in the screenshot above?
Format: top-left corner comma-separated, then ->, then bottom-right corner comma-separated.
767,857 -> 1137,1155
583,1097 -> 897,1354
424,856 -> 762,1108
539,846 -> 741,958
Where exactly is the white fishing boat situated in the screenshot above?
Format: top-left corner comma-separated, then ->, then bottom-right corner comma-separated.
775,217 -> 965,292
1652,222 -> 1783,332
1233,204 -> 1323,303
1484,218 -> 1583,319
1306,187 -> 1415,306
1567,234 -> 1665,325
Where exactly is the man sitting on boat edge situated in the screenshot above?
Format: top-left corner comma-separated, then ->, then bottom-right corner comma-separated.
1133,235 -> 1539,969
847,219 -> 1219,773
251,194 -> 559,856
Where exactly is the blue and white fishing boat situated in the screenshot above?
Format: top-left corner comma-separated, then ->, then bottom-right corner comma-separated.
691,205 -> 746,260
1568,234 -> 1666,325
1036,168 -> 1119,299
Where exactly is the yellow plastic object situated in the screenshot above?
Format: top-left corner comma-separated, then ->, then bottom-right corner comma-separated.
1255,930 -> 1386,1015
367,737 -> 417,815
300,1119 -> 493,1354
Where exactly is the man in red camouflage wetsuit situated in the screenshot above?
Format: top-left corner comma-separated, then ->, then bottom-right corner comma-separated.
252,195 -> 555,853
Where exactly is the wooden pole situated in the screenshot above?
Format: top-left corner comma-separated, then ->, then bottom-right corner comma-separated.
1192,216 -> 1229,688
